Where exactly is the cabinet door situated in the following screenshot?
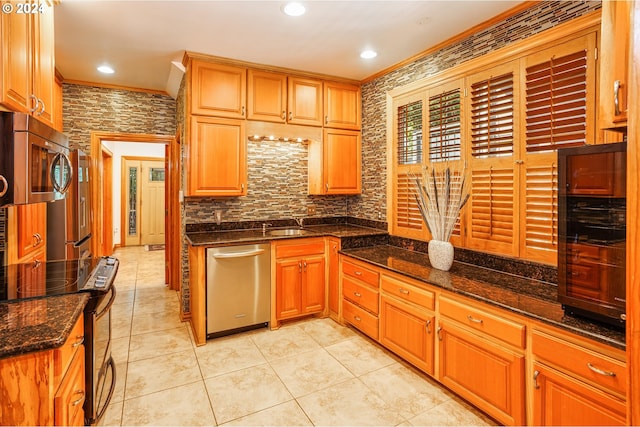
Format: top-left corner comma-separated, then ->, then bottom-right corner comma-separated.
532,363 -> 626,426
0,4 -> 31,113
323,129 -> 361,195
188,116 -> 246,197
324,82 -> 361,130
438,320 -> 525,426
380,296 -> 435,375
31,1 -> 55,127
54,346 -> 86,427
287,76 -> 322,126
191,61 -> 246,118
302,255 -> 325,314
327,238 -> 340,317
275,259 -> 303,320
247,70 -> 286,123
17,202 -> 46,260
599,0 -> 630,128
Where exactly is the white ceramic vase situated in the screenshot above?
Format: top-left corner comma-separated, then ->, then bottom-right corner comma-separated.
428,240 -> 454,271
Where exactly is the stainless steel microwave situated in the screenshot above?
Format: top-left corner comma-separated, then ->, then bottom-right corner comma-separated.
0,112 -> 72,206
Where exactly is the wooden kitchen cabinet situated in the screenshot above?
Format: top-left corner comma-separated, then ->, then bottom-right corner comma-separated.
327,237 -> 341,320
340,256 -> 379,339
16,202 -> 47,261
287,76 -> 323,126
0,314 -> 85,426
323,81 -> 361,130
309,129 -> 362,195
187,116 -> 247,197
274,238 -> 326,326
379,273 -> 436,375
0,0 -> 55,127
599,0 -> 630,129
247,69 -> 287,123
438,294 -> 526,426
190,60 -> 247,119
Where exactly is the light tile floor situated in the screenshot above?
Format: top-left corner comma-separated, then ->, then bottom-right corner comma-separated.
100,246 -> 496,426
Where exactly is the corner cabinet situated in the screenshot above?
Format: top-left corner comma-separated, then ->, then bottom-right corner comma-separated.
274,238 -> 326,327
309,129 -> 362,195
599,0 -> 630,129
0,0 -> 55,128
187,116 -> 247,197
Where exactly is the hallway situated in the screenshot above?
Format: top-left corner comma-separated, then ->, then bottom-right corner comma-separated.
101,246 -> 494,426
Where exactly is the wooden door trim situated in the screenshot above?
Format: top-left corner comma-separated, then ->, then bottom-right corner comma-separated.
89,132 -> 174,257
101,147 -> 114,255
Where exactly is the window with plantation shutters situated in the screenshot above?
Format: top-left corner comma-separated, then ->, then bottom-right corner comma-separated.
397,100 -> 423,165
395,172 -> 423,231
429,89 -> 461,162
471,73 -> 514,157
525,50 -> 588,152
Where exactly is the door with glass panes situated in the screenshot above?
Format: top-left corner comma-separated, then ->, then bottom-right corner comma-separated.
123,158 -> 165,246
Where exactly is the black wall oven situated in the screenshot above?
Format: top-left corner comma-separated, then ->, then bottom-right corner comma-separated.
557,142 -> 626,327
0,112 -> 72,207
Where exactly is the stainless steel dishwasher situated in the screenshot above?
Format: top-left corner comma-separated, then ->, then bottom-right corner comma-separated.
206,243 -> 271,338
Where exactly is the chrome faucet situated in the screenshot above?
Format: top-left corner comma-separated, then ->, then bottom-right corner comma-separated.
294,217 -> 304,228
262,223 -> 272,233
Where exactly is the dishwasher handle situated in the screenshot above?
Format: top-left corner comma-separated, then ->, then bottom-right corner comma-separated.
212,249 -> 266,259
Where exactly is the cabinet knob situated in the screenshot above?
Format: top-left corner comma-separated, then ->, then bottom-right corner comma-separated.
353,291 -> 362,298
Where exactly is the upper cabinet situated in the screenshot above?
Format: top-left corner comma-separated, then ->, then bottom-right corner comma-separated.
309,129 -> 362,195
324,81 -> 361,130
191,60 -> 247,119
287,76 -> 323,126
0,0 -> 56,128
599,0 -> 630,129
247,70 -> 287,123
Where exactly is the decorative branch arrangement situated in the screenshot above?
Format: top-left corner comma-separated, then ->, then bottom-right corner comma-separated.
412,162 -> 470,242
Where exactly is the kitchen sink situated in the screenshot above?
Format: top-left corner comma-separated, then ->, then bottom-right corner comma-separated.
267,228 -> 312,236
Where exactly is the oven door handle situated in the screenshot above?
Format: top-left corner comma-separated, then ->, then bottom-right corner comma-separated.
96,285 -> 117,319
93,356 -> 116,425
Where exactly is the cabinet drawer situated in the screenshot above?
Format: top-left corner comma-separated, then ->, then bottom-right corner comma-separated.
532,330 -> 626,396
381,274 -> 434,311
275,239 -> 324,258
439,295 -> 525,349
343,299 -> 378,340
54,314 -> 84,382
342,259 -> 379,288
343,276 -> 379,314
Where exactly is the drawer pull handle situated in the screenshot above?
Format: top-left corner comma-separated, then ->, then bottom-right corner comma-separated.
587,363 -> 616,377
533,370 -> 540,389
353,292 -> 362,297
72,390 -> 85,406
436,326 -> 443,341
467,315 -> 483,324
354,271 -> 362,276
72,336 -> 85,347
398,288 -> 410,295
425,320 -> 432,334
354,315 -> 361,322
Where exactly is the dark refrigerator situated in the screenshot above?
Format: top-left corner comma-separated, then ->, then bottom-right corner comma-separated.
47,149 -> 92,261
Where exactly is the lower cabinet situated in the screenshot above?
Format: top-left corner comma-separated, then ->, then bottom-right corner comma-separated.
274,238 -> 326,325
530,328 -> 627,426
532,363 -> 626,426
340,256 -> 379,340
438,320 -> 525,426
0,314 -> 85,426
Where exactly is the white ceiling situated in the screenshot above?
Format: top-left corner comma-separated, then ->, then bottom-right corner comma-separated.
54,0 -> 523,95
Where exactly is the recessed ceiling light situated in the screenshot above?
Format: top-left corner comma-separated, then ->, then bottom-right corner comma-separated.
360,50 -> 378,59
97,65 -> 115,74
282,2 -> 305,17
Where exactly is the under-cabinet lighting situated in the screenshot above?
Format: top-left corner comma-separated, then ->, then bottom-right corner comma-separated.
249,135 -> 308,143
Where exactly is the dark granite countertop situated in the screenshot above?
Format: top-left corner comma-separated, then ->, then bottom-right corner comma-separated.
186,224 -> 388,246
0,293 -> 89,359
341,245 -> 626,350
